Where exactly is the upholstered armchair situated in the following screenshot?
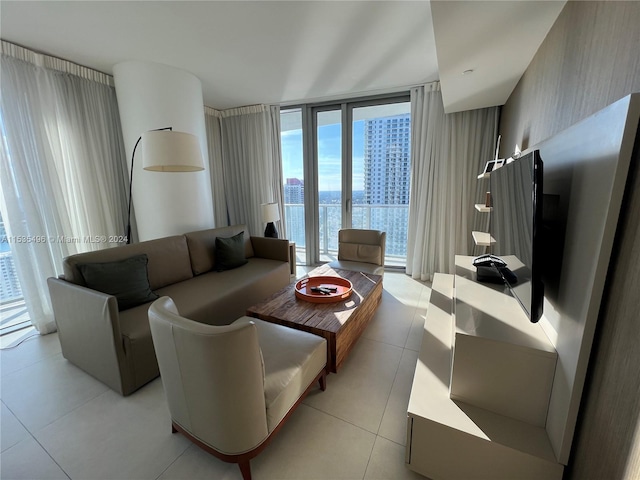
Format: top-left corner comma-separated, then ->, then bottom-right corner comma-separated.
328,228 -> 386,276
148,296 -> 327,480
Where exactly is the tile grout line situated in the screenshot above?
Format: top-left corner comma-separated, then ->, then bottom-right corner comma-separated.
153,443 -> 194,480
362,336 -> 409,480
1,270 -> 430,480
1,399 -> 73,480
21,383 -> 112,445
299,403 -> 377,480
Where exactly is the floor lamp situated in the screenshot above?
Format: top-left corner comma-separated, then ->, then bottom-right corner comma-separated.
126,128 -> 204,244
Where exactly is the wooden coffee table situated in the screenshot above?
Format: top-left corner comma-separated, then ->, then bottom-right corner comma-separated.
246,265 -> 383,373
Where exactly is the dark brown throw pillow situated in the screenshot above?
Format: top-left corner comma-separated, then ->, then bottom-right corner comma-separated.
78,254 -> 159,311
214,231 -> 248,271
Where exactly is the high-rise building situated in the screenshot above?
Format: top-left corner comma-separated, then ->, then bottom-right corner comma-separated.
363,114 -> 411,205
284,178 -> 304,204
280,111 -> 412,261
0,252 -> 22,302
0,217 -> 23,302
360,113 -> 411,258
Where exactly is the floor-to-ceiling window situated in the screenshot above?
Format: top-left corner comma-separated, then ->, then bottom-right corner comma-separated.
351,102 -> 411,267
281,94 -> 410,267
315,107 -> 343,263
0,116 -> 30,337
280,108 -> 306,265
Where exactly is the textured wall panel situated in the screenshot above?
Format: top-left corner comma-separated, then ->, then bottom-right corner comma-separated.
500,2 -> 640,478
500,1 -> 640,156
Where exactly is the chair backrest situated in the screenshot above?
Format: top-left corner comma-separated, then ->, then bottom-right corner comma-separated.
148,297 -> 269,454
337,229 -> 386,266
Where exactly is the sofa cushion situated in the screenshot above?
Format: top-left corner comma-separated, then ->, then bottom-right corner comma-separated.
63,235 -> 193,290
215,232 -> 248,271
184,224 -> 255,275
156,258 -> 290,326
77,254 -> 159,310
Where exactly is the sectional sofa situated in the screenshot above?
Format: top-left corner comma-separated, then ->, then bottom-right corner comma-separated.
47,224 -> 291,395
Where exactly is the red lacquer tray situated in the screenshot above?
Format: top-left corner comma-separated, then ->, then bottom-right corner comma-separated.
295,276 -> 353,304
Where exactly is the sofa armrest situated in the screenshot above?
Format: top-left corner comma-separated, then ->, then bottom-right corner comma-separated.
47,277 -> 127,394
250,236 -> 290,263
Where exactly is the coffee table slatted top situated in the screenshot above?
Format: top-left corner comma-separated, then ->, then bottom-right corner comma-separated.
246,265 -> 383,373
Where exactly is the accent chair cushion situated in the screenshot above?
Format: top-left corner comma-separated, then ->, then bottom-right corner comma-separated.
215,232 -> 248,271
244,318 -> 327,431
336,229 -> 386,266
338,243 -> 383,265
77,254 -> 159,311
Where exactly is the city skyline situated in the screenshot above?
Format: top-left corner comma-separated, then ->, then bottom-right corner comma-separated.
281,120 -> 367,193
282,114 -> 410,195
282,113 -> 412,259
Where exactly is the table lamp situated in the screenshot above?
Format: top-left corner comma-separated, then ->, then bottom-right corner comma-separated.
261,202 -> 280,238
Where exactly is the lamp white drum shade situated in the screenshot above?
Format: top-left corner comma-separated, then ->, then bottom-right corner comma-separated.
114,60 -> 214,241
261,202 -> 280,223
142,130 -> 204,172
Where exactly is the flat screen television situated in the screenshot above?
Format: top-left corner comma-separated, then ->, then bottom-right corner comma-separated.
489,150 -> 544,323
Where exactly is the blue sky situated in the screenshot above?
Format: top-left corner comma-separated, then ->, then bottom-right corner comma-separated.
282,120 -> 365,192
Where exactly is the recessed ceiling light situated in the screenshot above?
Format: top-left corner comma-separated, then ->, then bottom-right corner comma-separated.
463,69 -> 474,75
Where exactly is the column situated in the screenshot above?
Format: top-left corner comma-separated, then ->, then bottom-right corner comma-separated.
113,61 -> 214,241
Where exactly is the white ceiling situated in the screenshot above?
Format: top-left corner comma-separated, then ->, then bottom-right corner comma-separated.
0,1 -> 565,112
431,1 -> 566,113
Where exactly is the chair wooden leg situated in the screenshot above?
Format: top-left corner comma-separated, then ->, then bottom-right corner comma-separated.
319,370 -> 327,391
238,460 -> 252,480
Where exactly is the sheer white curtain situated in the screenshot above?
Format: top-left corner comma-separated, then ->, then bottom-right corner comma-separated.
406,83 -> 498,281
0,43 -> 128,333
204,107 -> 228,227
206,105 -> 285,237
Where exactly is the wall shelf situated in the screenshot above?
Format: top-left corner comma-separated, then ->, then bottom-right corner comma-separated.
472,230 -> 495,246
475,203 -> 492,213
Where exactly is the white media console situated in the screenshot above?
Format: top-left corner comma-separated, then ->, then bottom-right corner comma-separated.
406,256 -> 563,479
406,94 -> 640,479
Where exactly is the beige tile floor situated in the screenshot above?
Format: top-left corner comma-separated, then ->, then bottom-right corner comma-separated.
0,269 -> 431,480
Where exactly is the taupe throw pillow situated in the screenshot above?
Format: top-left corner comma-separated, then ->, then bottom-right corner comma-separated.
78,254 -> 159,311
214,231 -> 248,271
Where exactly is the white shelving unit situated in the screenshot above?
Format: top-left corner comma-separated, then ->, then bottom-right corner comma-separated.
474,167 -> 492,244
406,256 -> 563,480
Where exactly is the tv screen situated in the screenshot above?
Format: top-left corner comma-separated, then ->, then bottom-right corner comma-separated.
489,150 -> 544,323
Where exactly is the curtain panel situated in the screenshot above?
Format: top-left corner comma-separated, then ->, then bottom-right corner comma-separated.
0,44 -> 128,333
204,107 -> 228,227
406,83 -> 498,281
205,105 -> 285,238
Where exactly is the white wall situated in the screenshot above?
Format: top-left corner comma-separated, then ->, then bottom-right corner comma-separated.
113,61 -> 214,241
